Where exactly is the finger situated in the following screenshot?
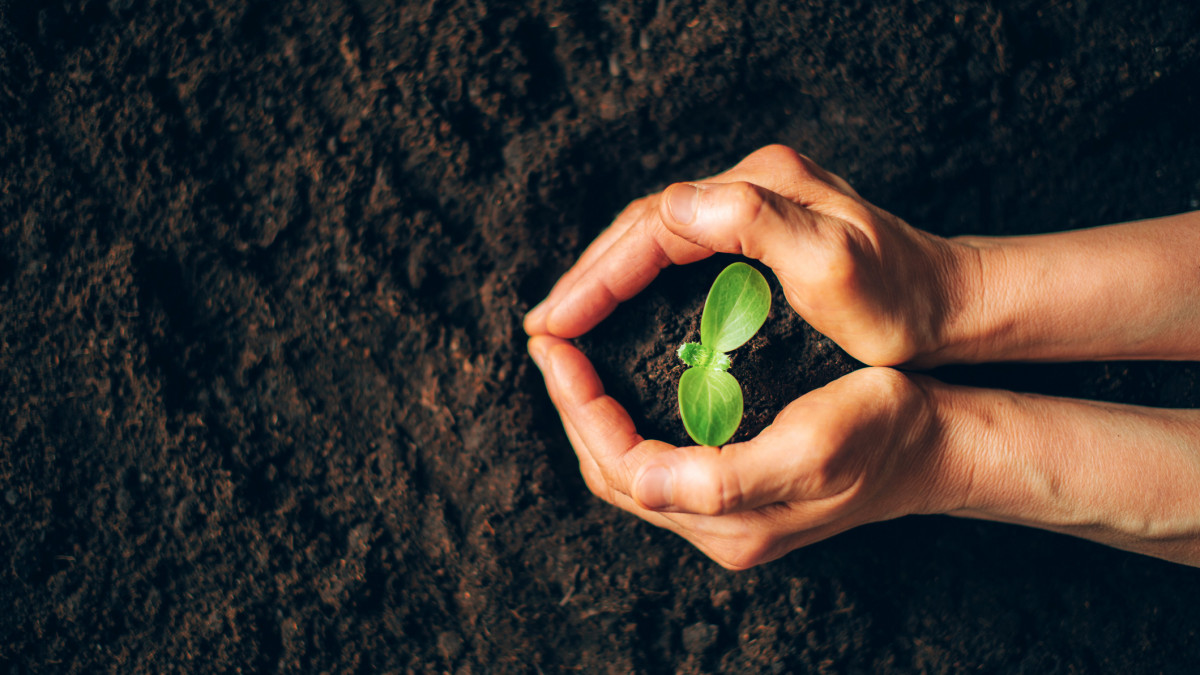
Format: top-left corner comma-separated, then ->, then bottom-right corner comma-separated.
631,374 -> 882,516
526,337 -> 863,569
524,198 -> 650,335
560,403 -> 799,570
528,336 -> 672,493
558,410 -> 686,526
528,337 -> 728,537
628,432 -> 811,516
526,148 -> 825,338
659,180 -> 844,276
539,216 -> 713,338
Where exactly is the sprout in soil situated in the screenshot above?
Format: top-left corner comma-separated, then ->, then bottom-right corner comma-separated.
676,262 -> 771,446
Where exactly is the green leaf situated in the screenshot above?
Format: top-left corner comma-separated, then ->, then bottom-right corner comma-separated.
678,367 -> 744,447
699,262 -> 771,353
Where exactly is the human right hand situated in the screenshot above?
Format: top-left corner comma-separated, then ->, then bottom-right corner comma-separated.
524,145 -> 979,367
525,145 -> 1200,569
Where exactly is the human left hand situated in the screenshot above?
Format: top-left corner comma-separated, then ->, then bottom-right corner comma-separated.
527,335 -> 960,569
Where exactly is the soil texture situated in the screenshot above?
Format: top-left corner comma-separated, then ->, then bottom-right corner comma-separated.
4,0 -> 1200,672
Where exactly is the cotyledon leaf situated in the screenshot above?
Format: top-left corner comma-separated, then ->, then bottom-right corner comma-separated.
678,367 -> 744,447
699,262 -> 772,353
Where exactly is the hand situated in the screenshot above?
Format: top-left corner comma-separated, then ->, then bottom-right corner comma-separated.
528,335 -> 958,570
524,145 -> 976,367
524,145 -> 1200,568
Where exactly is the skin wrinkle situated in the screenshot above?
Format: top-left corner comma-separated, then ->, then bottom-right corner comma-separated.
921,238 -> 984,367
730,183 -> 766,259
954,238 -> 1014,364
542,330 -> 842,571
528,145 -> 1200,568
947,387 -> 1200,563
746,188 -> 811,267
715,458 -> 740,515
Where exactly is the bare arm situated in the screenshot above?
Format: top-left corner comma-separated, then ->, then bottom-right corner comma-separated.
526,145 -> 1200,368
530,335 -> 1200,568
526,146 -> 1200,569
943,211 -> 1200,364
929,377 -> 1200,566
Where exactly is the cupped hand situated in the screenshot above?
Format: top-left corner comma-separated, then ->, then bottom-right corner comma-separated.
524,145 -> 976,368
528,335 -> 960,570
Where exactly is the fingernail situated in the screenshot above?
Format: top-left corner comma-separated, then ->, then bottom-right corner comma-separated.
636,465 -> 674,509
667,183 -> 699,225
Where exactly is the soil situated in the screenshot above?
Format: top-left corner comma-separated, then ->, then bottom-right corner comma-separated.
3,0 -> 1200,672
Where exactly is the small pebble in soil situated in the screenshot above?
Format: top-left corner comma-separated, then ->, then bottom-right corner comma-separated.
4,489 -> 16,506
681,621 -> 719,654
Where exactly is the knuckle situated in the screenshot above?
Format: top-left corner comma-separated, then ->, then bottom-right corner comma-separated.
833,199 -> 878,230
580,464 -> 614,503
746,145 -> 863,203
826,171 -> 859,196
861,364 -> 911,391
693,467 -> 744,516
626,194 -> 654,214
721,182 -> 773,250
808,226 -> 864,287
727,181 -> 768,219
614,194 -> 657,228
715,556 -> 754,572
800,453 -> 840,498
775,414 -> 844,496
711,534 -> 775,571
860,366 -> 923,406
751,144 -> 810,176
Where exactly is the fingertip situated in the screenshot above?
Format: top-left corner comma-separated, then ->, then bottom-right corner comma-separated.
543,286 -> 603,339
523,301 -> 549,335
542,302 -> 572,338
661,181 -> 769,257
663,182 -> 700,226
527,335 -> 552,370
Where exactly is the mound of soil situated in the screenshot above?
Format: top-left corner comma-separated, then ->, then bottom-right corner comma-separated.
3,1 -> 1200,672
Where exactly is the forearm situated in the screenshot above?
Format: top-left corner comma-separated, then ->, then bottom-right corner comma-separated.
938,210 -> 1200,363
925,377 -> 1200,566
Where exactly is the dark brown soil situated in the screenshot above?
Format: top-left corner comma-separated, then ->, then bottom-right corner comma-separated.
4,1 -> 1200,672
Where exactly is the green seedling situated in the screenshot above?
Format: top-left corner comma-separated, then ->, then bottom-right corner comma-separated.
677,262 -> 771,446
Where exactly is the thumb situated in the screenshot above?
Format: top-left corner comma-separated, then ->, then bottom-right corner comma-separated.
659,181 -> 827,273
632,440 -> 805,515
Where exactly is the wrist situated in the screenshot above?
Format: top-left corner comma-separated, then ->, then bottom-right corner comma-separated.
916,234 -> 1038,367
928,214 -> 1200,365
903,374 -> 990,516
903,234 -> 995,368
921,378 -> 1200,565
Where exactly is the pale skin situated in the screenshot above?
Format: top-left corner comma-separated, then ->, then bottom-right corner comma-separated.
524,144 -> 1200,569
